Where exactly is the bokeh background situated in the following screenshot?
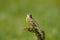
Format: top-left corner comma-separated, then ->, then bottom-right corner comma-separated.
0,0 -> 60,40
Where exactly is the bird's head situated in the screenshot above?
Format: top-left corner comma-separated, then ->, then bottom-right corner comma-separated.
27,13 -> 32,18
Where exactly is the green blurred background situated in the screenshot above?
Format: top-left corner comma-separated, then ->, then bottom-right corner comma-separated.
0,0 -> 60,40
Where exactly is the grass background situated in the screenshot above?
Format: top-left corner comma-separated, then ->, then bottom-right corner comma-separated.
0,0 -> 60,40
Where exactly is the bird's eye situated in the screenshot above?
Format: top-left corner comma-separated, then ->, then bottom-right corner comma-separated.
30,14 -> 32,18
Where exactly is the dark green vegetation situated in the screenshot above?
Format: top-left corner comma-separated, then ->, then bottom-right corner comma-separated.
0,0 -> 60,40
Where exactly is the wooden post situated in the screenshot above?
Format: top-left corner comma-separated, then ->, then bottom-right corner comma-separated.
24,26 -> 45,40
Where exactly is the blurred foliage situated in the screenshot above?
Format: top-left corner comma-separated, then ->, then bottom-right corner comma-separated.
0,0 -> 60,40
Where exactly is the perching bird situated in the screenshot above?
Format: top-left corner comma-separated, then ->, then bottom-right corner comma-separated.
26,13 -> 39,27
26,13 -> 45,40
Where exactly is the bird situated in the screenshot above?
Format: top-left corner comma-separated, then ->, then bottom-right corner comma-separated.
26,13 -> 39,27
26,13 -> 45,40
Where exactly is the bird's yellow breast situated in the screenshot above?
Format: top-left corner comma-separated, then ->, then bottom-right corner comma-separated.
26,17 -> 30,23
26,17 -> 32,25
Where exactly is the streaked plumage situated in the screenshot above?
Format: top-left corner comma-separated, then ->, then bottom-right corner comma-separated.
26,13 -> 45,40
26,13 -> 38,27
